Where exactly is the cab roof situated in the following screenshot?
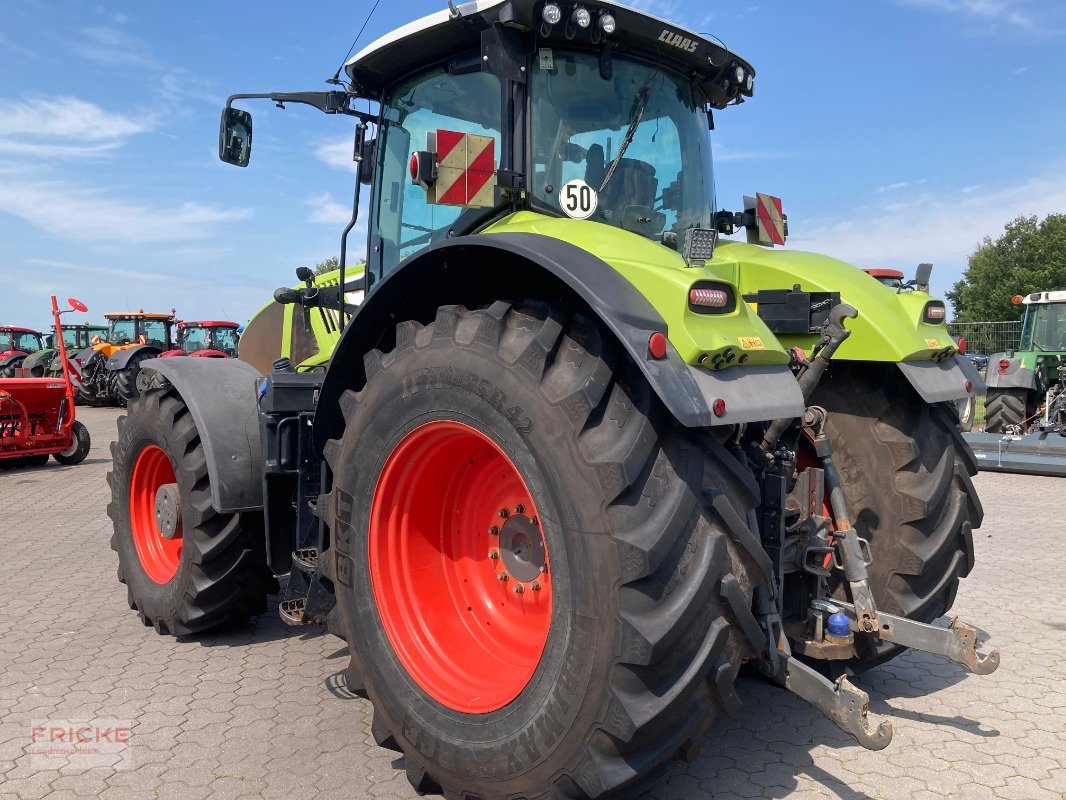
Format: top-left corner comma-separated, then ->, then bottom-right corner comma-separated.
0,325 -> 41,334
104,312 -> 177,320
179,320 -> 239,329
1023,290 -> 1066,305
346,0 -> 755,108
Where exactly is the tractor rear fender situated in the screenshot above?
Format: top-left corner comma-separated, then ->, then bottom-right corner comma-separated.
897,354 -> 985,404
983,354 -> 1036,390
0,353 -> 23,370
313,232 -> 805,452
137,358 -> 264,513
105,344 -> 159,371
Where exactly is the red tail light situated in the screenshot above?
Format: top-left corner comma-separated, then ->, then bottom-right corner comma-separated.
689,288 -> 729,308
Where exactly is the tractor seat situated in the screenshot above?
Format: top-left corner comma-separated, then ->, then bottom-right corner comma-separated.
598,158 -> 657,214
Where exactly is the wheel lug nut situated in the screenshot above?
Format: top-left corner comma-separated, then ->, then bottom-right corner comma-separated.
498,508 -> 509,518
488,549 -> 500,560
539,565 -> 547,574
513,584 -> 524,594
531,581 -> 541,591
489,525 -> 499,535
531,516 -> 538,526
514,504 -> 524,514
497,572 -> 509,581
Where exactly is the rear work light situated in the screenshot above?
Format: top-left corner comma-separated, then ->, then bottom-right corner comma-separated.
688,282 -> 736,314
923,302 -> 946,323
998,359 -> 1010,374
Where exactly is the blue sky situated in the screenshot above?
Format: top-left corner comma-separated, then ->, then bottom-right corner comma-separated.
1,0 -> 1064,329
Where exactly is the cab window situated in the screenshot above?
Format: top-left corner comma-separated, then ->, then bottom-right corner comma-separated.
371,66 -> 501,281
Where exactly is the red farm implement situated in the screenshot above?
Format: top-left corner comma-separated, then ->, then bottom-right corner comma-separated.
0,297 -> 91,468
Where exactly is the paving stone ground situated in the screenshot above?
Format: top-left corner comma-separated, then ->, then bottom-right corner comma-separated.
1,406 -> 1063,800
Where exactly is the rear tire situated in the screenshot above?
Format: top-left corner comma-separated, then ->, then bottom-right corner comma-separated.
107,386 -> 276,635
810,363 -> 983,672
322,302 -> 767,799
984,387 -> 1032,433
53,420 -> 91,465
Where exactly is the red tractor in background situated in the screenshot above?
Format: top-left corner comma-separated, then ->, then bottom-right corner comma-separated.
0,298 -> 91,469
0,325 -> 46,378
159,320 -> 239,359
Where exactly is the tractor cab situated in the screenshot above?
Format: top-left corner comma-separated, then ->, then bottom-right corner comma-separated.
103,312 -> 176,351
1019,291 -> 1066,352
0,326 -> 45,377
0,326 -> 44,357
175,321 -> 240,357
62,324 -> 108,351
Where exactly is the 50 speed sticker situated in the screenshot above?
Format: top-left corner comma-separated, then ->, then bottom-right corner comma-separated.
739,337 -> 766,350
559,179 -> 598,219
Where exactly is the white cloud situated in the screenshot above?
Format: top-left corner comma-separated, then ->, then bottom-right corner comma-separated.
874,178 -> 927,193
791,170 -> 1066,271
1014,65 -> 1030,74
71,26 -> 158,68
306,192 -> 354,224
714,143 -> 795,163
0,96 -> 150,158
0,97 -> 148,140
897,0 -> 1036,30
0,179 -> 252,243
314,138 -> 358,172
24,258 -> 177,284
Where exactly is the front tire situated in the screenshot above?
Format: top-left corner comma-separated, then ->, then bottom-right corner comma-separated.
810,363 -> 983,671
107,386 -> 276,635
322,302 -> 767,799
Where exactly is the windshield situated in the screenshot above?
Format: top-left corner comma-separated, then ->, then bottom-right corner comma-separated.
530,51 -> 715,241
109,320 -> 137,345
1022,303 -> 1066,351
0,331 -> 43,353
181,326 -> 238,355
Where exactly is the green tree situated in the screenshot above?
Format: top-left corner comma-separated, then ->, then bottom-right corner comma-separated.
947,214 -> 1066,322
313,256 -> 339,276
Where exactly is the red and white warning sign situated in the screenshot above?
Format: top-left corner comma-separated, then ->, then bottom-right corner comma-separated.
430,129 -> 496,208
744,193 -> 787,247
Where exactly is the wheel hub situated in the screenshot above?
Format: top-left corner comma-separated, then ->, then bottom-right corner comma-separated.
154,483 -> 181,539
499,514 -> 546,582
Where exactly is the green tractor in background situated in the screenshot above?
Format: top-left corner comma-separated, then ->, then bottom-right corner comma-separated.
965,290 -> 1066,476
109,3 -> 995,798
21,323 -> 109,377
984,290 -> 1065,432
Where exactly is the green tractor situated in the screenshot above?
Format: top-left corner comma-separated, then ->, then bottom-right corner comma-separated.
984,290 -> 1066,432
21,324 -> 108,377
108,3 -> 994,798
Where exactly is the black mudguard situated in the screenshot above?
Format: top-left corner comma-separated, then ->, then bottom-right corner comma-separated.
105,344 -> 159,371
313,232 -> 804,451
138,358 -> 264,513
896,354 -> 985,404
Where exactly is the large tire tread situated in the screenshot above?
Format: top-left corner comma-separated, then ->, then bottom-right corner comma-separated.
108,386 -> 276,636
322,301 -> 765,800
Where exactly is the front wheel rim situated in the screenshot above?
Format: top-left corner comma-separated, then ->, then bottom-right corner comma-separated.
129,444 -> 182,583
369,420 -> 552,713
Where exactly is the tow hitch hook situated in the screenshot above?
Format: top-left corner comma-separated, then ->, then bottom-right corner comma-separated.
833,601 -> 1000,675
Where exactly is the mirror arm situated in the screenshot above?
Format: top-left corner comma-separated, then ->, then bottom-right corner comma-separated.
225,91 -> 374,122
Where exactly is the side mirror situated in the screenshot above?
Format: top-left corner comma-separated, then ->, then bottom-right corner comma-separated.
359,137 -> 376,185
219,107 -> 253,167
295,266 -> 314,286
915,262 -> 932,292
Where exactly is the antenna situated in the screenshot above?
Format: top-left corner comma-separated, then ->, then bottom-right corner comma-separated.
327,0 -> 383,86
